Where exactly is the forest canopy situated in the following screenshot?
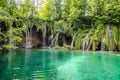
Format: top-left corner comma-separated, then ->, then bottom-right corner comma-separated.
0,0 -> 120,51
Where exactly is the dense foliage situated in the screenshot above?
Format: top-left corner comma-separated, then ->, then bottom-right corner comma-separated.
0,0 -> 120,51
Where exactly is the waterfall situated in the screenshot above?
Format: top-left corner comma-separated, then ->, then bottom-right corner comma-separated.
83,34 -> 89,51
101,38 -> 105,51
87,41 -> 92,51
101,26 -> 113,51
108,26 -> 113,51
83,41 -> 85,51
70,34 -> 75,49
49,34 -> 53,46
50,32 -> 60,47
9,27 -> 12,46
83,30 -> 92,51
49,34 -> 54,41
85,34 -> 89,48
9,27 -> 14,49
43,27 -> 46,47
26,28 -> 32,48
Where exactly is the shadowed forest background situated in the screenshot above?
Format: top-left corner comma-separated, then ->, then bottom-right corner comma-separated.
0,0 -> 120,51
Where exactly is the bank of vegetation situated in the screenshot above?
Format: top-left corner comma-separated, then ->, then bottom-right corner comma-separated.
0,0 -> 120,51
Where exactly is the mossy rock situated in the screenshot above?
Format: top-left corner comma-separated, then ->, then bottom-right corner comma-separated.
2,44 -> 17,49
53,46 -> 69,50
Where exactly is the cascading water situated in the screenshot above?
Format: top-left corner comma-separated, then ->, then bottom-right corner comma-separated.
49,34 -> 53,46
26,28 -> 32,48
87,41 -> 92,51
50,32 -> 60,47
108,26 -> 113,51
83,41 -> 85,51
8,27 -> 13,69
83,34 -> 89,51
70,34 -> 75,49
85,34 -> 89,48
9,27 -> 14,49
83,30 -> 92,51
100,26 -> 113,51
43,27 -> 46,47
101,38 -> 105,51
55,33 -> 59,46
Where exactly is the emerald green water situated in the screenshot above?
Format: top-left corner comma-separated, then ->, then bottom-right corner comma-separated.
0,50 -> 120,80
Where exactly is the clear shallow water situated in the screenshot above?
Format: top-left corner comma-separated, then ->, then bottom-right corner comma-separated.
0,50 -> 120,80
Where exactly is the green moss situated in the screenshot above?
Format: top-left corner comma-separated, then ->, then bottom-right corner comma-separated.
2,44 -> 17,49
53,46 -> 69,50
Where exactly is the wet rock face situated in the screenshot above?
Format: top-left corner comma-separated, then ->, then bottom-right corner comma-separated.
58,33 -> 64,46
46,26 -> 51,46
58,33 -> 72,46
20,25 -> 73,48
32,26 -> 43,47
65,34 -> 72,45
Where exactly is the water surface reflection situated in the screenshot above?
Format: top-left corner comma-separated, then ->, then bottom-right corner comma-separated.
0,50 -> 120,80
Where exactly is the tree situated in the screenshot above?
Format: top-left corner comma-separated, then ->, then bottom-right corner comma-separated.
0,0 -> 9,11
39,0 -> 53,21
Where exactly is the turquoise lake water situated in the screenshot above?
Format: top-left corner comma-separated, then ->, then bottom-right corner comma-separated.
0,49 -> 120,80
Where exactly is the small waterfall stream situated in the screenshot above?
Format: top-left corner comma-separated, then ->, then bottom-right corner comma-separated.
9,27 -> 14,49
70,34 -> 75,49
83,41 -> 85,51
8,27 -> 14,72
85,34 -> 89,48
101,38 -> 105,51
26,28 -> 32,48
50,32 -> 60,47
43,27 -> 46,47
108,26 -> 113,51
49,34 -> 53,42
9,27 -> 12,46
83,34 -> 90,51
100,26 -> 113,51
